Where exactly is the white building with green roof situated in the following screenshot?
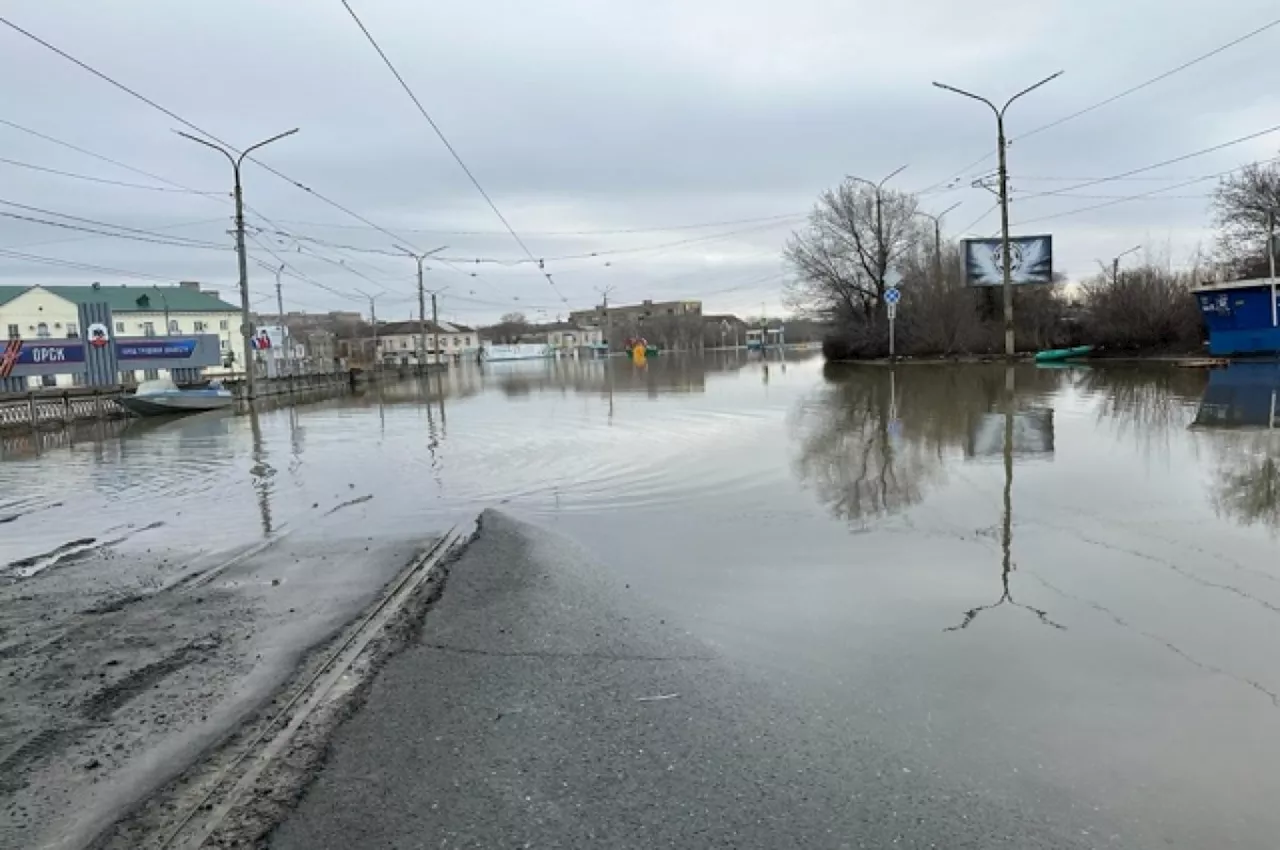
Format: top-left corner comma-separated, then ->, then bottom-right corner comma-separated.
0,282 -> 243,388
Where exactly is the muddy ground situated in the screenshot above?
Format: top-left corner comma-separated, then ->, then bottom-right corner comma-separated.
0,496 -> 441,850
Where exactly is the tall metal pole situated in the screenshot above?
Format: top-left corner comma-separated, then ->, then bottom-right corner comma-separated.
357,290 -> 383,369
177,128 -> 298,399
431,290 -> 441,367
595,285 -> 616,355
933,72 -> 1062,358
274,264 -> 291,376
914,202 -> 961,285
847,165 -> 909,294
995,113 -> 1015,357
394,245 -> 447,371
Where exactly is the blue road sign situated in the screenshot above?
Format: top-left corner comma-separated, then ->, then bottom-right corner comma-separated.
884,288 -> 901,305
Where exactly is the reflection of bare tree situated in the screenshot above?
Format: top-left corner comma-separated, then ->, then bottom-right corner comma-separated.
1208,433 -> 1280,532
793,373 -> 940,522
793,364 -> 1064,524
1081,366 -> 1208,453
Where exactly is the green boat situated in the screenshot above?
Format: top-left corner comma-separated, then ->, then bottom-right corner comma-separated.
1034,345 -> 1094,363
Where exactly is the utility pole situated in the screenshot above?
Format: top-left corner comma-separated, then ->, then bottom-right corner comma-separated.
177,127 -> 298,399
154,286 -> 171,336
1107,245 -> 1142,286
933,72 -> 1063,358
595,285 -> 615,355
274,264 -> 291,376
914,202 -> 962,285
357,290 -> 384,369
395,245 -> 447,372
430,290 -> 441,367
847,165 -> 909,296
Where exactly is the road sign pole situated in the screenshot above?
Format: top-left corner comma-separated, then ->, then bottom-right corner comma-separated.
884,286 -> 900,360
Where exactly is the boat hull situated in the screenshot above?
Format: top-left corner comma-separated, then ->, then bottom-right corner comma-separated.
119,391 -> 233,417
1034,345 -> 1094,363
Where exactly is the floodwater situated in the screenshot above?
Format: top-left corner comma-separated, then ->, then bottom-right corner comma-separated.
5,351 -> 1280,847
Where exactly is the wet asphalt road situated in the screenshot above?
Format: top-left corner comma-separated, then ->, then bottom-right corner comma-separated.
271,511 -> 1098,850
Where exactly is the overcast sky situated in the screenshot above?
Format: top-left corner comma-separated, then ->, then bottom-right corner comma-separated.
2,0 -> 1278,325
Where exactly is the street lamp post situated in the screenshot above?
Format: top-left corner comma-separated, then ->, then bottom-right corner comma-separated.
932,73 -> 1063,358
1108,245 -> 1142,286
914,202 -> 962,285
177,128 -> 299,399
394,245 -> 447,371
846,165 -> 909,296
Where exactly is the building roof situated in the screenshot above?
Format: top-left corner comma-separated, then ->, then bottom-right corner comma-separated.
376,320 -> 475,336
0,284 -> 237,313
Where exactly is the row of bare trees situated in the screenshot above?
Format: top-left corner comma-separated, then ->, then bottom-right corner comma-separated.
784,178 -> 1070,358
787,154 -> 1280,359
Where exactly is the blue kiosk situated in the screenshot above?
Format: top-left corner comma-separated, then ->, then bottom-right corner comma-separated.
1193,279 -> 1280,356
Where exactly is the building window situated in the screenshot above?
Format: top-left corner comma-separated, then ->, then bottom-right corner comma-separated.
168,319 -> 180,334
142,322 -> 155,337
42,374 -> 57,388
194,321 -> 206,332
220,338 -> 230,351
67,323 -> 79,338
464,336 -> 471,346
116,322 -> 125,333
6,324 -> 18,339
36,322 -> 50,338
220,319 -> 229,331
400,339 -> 407,349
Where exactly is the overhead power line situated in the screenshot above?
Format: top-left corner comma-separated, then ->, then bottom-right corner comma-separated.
0,248 -> 175,282
1017,15 -> 1280,142
0,14 -> 425,253
1011,155 -> 1280,227
0,197 -> 232,249
0,211 -> 235,251
0,155 -> 218,193
338,0 -> 568,306
265,211 -> 808,237
1040,122 -> 1280,195
915,14 -> 1280,194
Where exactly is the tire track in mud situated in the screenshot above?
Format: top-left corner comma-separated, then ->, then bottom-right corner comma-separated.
1,521 -> 166,581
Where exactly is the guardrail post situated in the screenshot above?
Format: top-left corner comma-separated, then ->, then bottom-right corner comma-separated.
63,391 -> 72,424
27,392 -> 37,431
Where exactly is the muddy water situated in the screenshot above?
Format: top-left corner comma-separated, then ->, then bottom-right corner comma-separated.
4,352 -> 1280,847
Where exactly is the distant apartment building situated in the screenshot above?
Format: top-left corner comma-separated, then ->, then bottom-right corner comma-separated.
517,322 -> 605,352
375,320 -> 477,365
569,299 -> 702,328
568,299 -> 703,350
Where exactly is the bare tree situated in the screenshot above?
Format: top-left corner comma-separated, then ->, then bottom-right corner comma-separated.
1212,160 -> 1280,275
784,179 -> 922,323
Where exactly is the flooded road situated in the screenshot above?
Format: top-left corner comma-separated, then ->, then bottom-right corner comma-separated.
5,352 -> 1280,847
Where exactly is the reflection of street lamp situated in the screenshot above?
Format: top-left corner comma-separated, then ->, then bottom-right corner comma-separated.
933,72 -> 1063,358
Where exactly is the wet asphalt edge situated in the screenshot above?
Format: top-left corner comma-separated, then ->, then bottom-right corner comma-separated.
88,519 -> 480,850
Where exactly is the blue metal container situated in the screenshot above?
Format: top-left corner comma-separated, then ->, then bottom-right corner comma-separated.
1193,281 -> 1280,356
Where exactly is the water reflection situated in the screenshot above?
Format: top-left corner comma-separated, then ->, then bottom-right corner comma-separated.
948,367 -> 1064,632
1192,364 -> 1280,532
794,364 -> 1063,525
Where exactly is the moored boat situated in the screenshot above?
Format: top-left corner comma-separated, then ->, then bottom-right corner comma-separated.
118,378 -> 233,417
1034,345 -> 1094,363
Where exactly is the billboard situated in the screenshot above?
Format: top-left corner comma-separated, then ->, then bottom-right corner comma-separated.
963,235 -> 1053,286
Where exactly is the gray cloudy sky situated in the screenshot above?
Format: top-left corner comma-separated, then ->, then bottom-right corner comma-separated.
2,0 -> 1278,325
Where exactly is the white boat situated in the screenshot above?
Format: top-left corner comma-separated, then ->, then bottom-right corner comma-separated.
119,378 -> 234,416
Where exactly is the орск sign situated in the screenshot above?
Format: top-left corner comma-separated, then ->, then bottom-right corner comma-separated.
0,339 -> 86,378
